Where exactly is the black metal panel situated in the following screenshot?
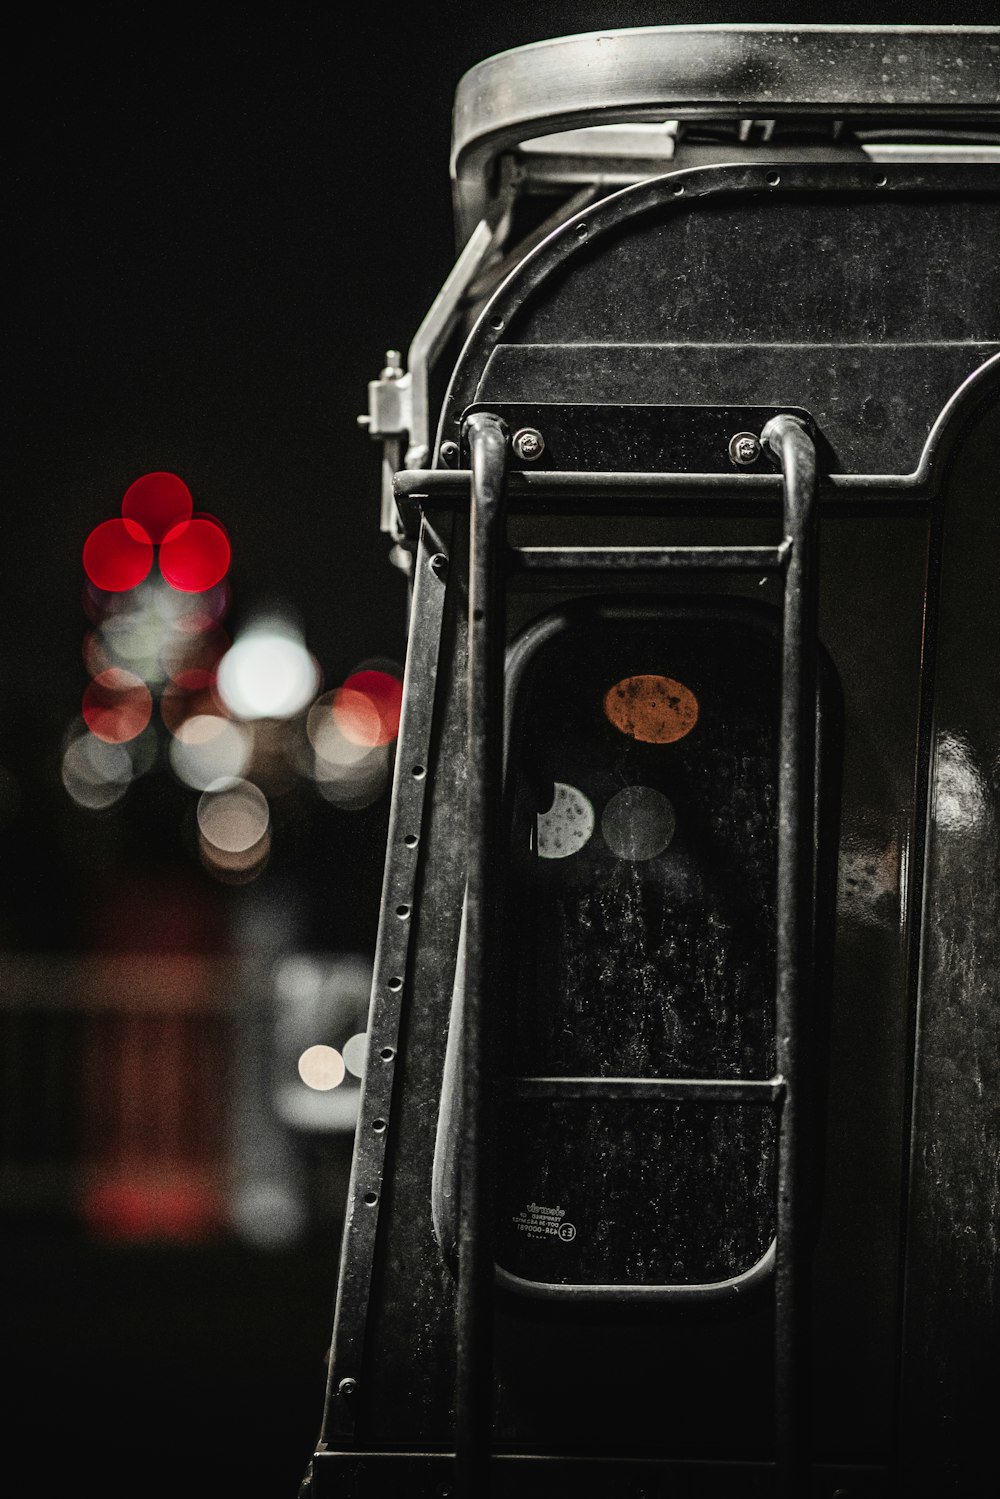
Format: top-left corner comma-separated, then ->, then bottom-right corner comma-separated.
461,401 -> 816,474
899,392 -> 1000,1494
477,345 -> 999,475
514,196 -> 999,347
312,1448 -> 889,1498
437,164 -> 1000,468
496,1099 -> 777,1286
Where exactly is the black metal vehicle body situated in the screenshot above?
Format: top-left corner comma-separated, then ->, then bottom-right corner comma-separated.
301,25 -> 1000,1499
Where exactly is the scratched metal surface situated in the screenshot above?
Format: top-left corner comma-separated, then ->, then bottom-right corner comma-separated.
497,607 -> 781,1286
322,169 -> 994,1476
898,398 -> 1000,1496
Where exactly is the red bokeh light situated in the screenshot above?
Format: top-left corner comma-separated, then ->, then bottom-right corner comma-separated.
83,668 -> 153,743
83,1174 -> 224,1242
121,471 -> 193,544
159,515 -> 231,592
331,688 -> 382,746
83,518 -> 153,592
334,670 -> 403,746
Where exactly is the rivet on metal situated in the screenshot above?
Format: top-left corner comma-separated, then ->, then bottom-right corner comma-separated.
429,552 -> 448,576
338,1377 -> 357,1398
512,427 -> 545,462
729,431 -> 762,466
439,440 -> 459,465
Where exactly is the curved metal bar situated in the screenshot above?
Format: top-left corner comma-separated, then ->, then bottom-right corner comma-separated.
495,1239 -> 777,1305
451,25 -> 1000,240
457,411 -> 509,1496
762,412 -> 819,1494
405,218 -> 504,468
910,347 -> 1000,488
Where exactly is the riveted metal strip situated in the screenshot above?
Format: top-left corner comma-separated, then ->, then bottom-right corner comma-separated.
321,512 -> 453,1443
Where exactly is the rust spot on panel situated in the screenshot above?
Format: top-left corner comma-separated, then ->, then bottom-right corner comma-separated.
603,674 -> 699,744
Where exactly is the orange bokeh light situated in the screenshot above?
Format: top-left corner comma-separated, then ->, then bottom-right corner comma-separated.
82,668 -> 154,744
333,670 -> 403,746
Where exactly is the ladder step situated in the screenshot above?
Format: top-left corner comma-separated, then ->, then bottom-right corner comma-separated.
509,544 -> 789,573
502,1075 -> 786,1103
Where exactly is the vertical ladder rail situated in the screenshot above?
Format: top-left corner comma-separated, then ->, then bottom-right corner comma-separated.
456,411 -> 817,1492
457,412 -> 508,1496
764,413 -> 819,1493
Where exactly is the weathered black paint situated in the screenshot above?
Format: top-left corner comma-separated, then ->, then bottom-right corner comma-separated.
307,31 -> 1000,1497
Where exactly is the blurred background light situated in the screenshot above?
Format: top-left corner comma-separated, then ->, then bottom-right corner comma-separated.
127,723 -> 160,776
307,693 -> 391,809
169,715 -> 253,790
121,471 -> 193,543
334,669 -> 403,746
161,673 -> 221,735
82,668 -> 153,744
197,776 -> 271,882
86,617 -> 161,684
81,579 -> 223,692
61,729 -> 134,809
330,687 -> 382,747
341,1032 -> 368,1079
83,1173 -> 224,1244
230,1182 -> 306,1252
216,621 -> 320,720
271,954 -> 371,1133
159,515 -> 231,593
313,752 -> 390,810
198,827 -> 271,883
162,618 -> 230,687
297,1045 -> 346,1092
197,776 -> 269,853
83,517 -> 153,592
307,692 -> 372,767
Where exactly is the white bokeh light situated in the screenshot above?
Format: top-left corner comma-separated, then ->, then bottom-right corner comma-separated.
216,622 -> 320,720
342,1032 -> 368,1079
169,714 -> 252,790
197,776 -> 270,853
62,732 -> 133,809
298,1044 -> 346,1091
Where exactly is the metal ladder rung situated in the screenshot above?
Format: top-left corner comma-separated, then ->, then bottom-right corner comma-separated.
510,543 -> 790,573
503,1075 -> 786,1103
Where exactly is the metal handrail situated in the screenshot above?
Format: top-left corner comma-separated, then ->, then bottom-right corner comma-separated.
451,25 -> 1000,240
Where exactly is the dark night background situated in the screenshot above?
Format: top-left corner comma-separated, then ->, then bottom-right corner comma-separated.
6,6 -> 994,1496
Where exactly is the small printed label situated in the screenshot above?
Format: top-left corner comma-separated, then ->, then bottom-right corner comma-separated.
512,1202 -> 577,1243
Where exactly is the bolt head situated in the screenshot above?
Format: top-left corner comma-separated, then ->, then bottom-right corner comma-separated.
729,432 -> 761,466
512,427 -> 545,462
439,440 -> 459,465
338,1377 -> 357,1398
